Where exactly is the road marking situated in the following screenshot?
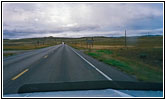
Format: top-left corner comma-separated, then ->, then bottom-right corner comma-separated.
70,47 -> 112,81
44,55 -> 48,58
112,89 -> 132,97
11,69 -> 29,80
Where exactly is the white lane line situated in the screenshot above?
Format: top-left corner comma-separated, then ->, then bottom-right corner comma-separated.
112,89 -> 132,97
43,55 -> 48,58
70,47 -> 112,81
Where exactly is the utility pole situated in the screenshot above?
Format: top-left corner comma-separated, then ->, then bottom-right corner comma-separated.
125,29 -> 127,48
91,37 -> 94,48
37,40 -> 39,46
86,37 -> 88,49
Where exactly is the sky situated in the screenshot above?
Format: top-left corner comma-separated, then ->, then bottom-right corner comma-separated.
3,3 -> 163,39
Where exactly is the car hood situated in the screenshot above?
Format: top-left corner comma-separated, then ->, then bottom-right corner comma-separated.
4,89 -> 163,97
3,80 -> 163,97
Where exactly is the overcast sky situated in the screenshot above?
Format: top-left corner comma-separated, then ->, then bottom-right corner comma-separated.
3,3 -> 163,39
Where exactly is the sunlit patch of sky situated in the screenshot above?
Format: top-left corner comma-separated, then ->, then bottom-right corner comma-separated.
3,3 -> 163,39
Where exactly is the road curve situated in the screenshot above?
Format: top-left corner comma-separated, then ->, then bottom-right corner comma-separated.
3,44 -> 137,94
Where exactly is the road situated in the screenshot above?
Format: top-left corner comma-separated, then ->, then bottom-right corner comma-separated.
3,44 -> 137,94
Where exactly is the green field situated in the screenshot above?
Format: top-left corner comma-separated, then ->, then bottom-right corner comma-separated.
3,52 -> 16,57
68,36 -> 163,82
3,36 -> 163,82
3,37 -> 61,50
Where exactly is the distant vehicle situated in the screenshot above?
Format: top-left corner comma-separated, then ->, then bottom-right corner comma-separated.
62,42 -> 65,44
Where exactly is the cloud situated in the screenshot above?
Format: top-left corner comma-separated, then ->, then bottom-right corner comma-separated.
3,3 -> 163,38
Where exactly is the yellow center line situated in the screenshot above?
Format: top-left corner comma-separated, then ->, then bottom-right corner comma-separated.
44,55 -> 48,58
11,69 -> 29,80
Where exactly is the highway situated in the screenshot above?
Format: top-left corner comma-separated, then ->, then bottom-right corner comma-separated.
3,44 -> 137,94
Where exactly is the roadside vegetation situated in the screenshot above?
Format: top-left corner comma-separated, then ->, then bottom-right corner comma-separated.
3,52 -> 16,57
3,36 -> 163,82
69,36 -> 163,82
3,37 -> 61,50
3,37 -> 61,57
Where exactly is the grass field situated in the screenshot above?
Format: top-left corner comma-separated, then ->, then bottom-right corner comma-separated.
3,52 -> 16,57
3,37 -> 61,50
3,37 -> 61,57
3,36 -> 163,82
69,36 -> 163,82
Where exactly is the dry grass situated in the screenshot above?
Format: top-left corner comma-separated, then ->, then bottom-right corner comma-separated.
3,36 -> 163,82
69,36 -> 163,82
73,44 -> 136,49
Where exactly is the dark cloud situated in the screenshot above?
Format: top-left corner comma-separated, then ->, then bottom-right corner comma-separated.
3,3 -> 163,38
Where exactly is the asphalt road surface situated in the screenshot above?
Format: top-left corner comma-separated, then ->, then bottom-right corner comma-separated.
3,44 -> 137,94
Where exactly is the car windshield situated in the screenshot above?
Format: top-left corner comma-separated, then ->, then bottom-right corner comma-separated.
2,2 -> 164,98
